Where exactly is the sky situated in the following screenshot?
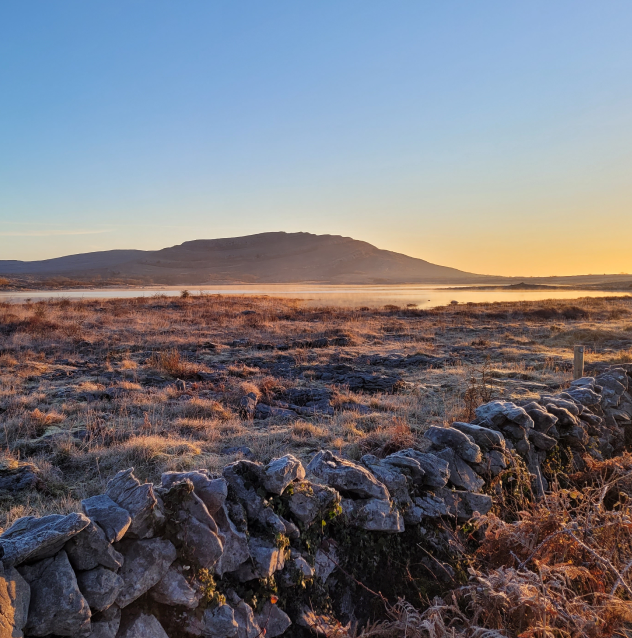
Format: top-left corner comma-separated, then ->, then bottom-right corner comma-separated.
1,2 -> 631,277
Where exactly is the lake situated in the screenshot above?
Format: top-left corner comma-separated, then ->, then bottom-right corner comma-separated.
0,285 -> 628,308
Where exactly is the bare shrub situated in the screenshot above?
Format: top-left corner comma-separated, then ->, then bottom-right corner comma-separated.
149,349 -> 202,379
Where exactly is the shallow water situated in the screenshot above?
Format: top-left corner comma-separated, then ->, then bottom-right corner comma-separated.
1,285 -> 628,308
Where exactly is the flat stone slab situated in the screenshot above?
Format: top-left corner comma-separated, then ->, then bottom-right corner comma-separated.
0,512 -> 90,568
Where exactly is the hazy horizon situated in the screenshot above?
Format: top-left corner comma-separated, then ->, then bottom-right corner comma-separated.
2,2 -> 631,276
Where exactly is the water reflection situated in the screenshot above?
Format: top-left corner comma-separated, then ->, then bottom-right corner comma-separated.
1,285 -> 628,308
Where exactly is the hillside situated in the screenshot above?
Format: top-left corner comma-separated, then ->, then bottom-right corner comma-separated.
0,232 -> 493,285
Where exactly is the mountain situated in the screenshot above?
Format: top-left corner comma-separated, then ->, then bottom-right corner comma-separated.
0,232 -> 494,285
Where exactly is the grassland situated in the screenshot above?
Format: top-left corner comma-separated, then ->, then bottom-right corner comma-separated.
1,293 -> 632,533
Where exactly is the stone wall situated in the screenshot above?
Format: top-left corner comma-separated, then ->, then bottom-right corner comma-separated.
2,364 -> 631,638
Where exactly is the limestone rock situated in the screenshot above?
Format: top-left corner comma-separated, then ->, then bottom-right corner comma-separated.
476,401 -> 534,430
0,565 -> 29,638
425,426 -> 482,463
223,461 -> 287,533
233,600 -> 262,638
201,604 -> 238,638
451,422 -> 505,450
263,455 -> 305,495
287,481 -> 339,526
81,494 -> 132,543
223,461 -> 265,519
87,605 -> 120,638
76,566 -> 124,612
545,404 -> 580,428
65,521 -> 124,571
214,505 -> 250,576
436,488 -> 492,521
150,565 -> 198,608
388,449 -> 450,488
114,538 -> 177,608
361,455 -> 411,504
291,554 -> 315,579
307,450 -> 389,500
472,449 -> 508,477
160,479 -> 224,569
381,452 -> 426,484
345,498 -> 404,532
18,550 -> 91,637
565,386 -> 602,407
522,402 -> 558,433
404,495 -> 448,522
236,537 -> 285,581
314,545 -> 338,582
0,460 -> 42,495
528,429 -> 557,450
435,448 -> 485,492
105,469 -> 160,539
161,471 -> 227,515
255,602 -> 292,638
0,512 -> 90,568
117,613 -> 169,638
540,395 -> 581,416
239,392 -> 258,420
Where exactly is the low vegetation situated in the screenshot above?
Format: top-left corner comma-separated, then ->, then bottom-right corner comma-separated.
2,293 -> 632,635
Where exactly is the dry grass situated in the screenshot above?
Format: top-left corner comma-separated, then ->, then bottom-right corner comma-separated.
2,294 -> 632,633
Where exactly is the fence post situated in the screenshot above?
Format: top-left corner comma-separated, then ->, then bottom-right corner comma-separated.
573,345 -> 585,380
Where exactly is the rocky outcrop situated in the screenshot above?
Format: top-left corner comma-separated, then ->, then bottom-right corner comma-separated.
1,366 -> 630,638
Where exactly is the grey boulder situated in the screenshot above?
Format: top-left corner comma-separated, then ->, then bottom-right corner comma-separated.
388,449 -> 450,488
0,512 -> 90,568
255,602 -> 292,638
76,566 -> 124,612
161,471 -> 227,515
150,566 -> 198,608
105,468 -> 161,539
0,565 -> 29,638
87,605 -> 120,638
159,479 -> 224,569
528,429 -> 557,450
202,604 -> 238,638
65,521 -> 124,571
307,450 -> 389,500
214,505 -> 250,576
436,488 -> 492,521
475,401 -> 534,430
287,481 -> 339,526
361,455 -> 411,504
0,461 -> 42,495
263,455 -> 305,495
451,422 -> 505,450
235,537 -> 285,581
425,426 -> 482,464
435,448 -> 485,492
522,402 -> 558,433
345,498 -> 404,533
117,613 -> 169,638
404,495 -> 448,522
81,494 -> 132,543
18,550 -> 91,637
233,600 -> 262,638
114,538 -> 177,608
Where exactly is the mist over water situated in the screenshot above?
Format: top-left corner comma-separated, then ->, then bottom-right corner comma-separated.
1,285 -> 628,308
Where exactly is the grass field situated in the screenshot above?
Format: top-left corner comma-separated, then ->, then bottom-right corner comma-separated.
1,293 -> 632,532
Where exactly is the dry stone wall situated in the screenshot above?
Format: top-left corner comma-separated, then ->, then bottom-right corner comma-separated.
1,365 -> 631,638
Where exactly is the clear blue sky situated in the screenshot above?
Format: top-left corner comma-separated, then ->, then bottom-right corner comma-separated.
1,1 -> 631,275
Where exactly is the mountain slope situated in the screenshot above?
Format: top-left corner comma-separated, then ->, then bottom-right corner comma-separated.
0,232 -> 492,284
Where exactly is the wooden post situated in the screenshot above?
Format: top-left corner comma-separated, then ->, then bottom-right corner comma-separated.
573,345 -> 584,380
